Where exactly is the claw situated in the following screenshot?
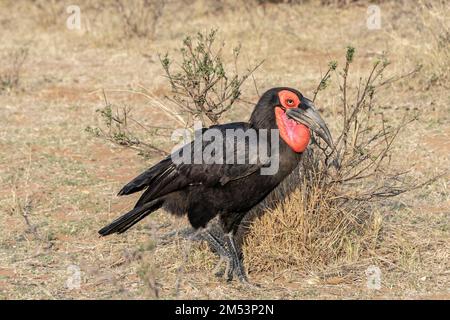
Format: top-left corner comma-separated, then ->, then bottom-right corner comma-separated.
212,255 -> 226,278
215,269 -> 225,278
226,258 -> 234,282
201,228 -> 256,285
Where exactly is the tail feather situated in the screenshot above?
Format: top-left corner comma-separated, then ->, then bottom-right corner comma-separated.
117,171 -> 153,196
118,158 -> 173,196
98,199 -> 163,236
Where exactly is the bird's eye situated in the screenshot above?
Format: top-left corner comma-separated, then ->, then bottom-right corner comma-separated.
286,99 -> 294,106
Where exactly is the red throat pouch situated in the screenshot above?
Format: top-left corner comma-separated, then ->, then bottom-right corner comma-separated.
275,107 -> 310,153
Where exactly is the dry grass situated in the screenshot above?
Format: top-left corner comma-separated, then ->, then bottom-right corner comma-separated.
383,0 -> 450,86
0,0 -> 448,299
244,171 -> 383,274
112,0 -> 166,39
244,45 -> 435,278
0,46 -> 29,93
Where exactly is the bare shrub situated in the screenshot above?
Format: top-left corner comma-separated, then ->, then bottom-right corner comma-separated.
7,149 -> 56,246
0,47 -> 28,93
112,0 -> 166,39
414,0 -> 450,86
136,239 -> 160,298
243,47 -> 434,274
160,29 -> 262,126
31,0 -> 63,28
87,29 -> 260,155
387,0 -> 450,87
86,90 -> 170,158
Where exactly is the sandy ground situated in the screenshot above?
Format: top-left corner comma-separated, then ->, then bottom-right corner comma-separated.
0,0 -> 448,299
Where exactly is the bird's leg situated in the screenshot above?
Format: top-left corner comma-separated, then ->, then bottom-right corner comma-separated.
212,255 -> 226,277
201,229 -> 231,278
225,255 -> 234,282
224,232 -> 249,283
201,229 -> 227,256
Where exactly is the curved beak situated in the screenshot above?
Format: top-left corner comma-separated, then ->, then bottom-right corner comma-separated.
286,97 -> 334,149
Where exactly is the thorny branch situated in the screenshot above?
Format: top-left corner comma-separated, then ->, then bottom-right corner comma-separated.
87,29 -> 261,157
160,29 -> 263,126
307,47 -> 437,205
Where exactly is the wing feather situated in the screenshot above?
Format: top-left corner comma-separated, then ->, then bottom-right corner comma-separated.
119,122 -> 270,205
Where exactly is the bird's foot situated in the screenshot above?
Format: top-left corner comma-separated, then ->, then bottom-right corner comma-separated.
211,252 -> 246,283
212,255 -> 227,278
211,249 -> 260,287
202,229 -> 258,287
222,232 -> 260,287
226,256 -> 251,284
214,268 -> 225,278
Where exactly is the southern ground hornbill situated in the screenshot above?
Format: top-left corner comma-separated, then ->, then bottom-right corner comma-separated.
99,87 -> 333,283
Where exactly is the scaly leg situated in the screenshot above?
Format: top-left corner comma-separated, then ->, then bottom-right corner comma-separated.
224,232 -> 248,283
201,229 -> 232,278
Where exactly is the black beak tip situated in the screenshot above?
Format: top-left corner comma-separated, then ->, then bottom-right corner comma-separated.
286,103 -> 334,150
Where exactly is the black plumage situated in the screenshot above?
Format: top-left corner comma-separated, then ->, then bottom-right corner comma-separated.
99,87 -> 333,283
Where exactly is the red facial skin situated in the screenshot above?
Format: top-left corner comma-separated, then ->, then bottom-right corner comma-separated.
275,90 -> 311,153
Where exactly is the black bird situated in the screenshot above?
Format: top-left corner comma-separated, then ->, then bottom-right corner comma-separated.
99,87 -> 333,282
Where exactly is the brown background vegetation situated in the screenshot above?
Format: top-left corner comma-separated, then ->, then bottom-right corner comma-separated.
0,0 -> 448,299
